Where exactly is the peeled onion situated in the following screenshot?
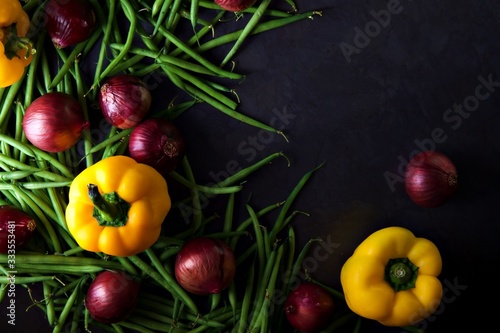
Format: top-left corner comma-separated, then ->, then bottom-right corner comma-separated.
404,150 -> 458,208
44,0 -> 97,49
0,205 -> 36,253
98,75 -> 152,129
84,270 -> 140,324
23,92 -> 89,153
174,237 -> 236,295
128,118 -> 186,175
285,281 -> 335,333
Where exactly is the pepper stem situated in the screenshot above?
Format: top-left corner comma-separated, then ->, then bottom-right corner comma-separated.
384,257 -> 419,292
1,24 -> 36,60
87,184 -> 130,227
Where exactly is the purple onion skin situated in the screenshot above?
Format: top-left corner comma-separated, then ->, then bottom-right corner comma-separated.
214,0 -> 257,12
128,118 -> 186,175
0,206 -> 36,254
98,75 -> 152,129
404,151 -> 458,208
174,237 -> 236,295
23,92 -> 89,153
285,282 -> 335,333
44,0 -> 97,49
84,270 -> 140,324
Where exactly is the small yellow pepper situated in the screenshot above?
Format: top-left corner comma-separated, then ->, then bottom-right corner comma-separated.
0,0 -> 35,88
65,156 -> 171,257
340,226 -> 442,327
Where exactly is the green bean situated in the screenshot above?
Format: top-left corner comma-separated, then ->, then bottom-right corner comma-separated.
169,10 -> 226,58
190,0 -> 200,30
43,281 -> 57,326
179,156 -> 203,234
152,0 -> 168,16
169,171 -> 243,194
247,203 -> 266,275
165,0 -> 183,32
236,261 -> 255,333
247,244 -> 279,329
88,128 -> 132,155
0,77 -> 24,128
0,283 -> 7,303
251,244 -> 284,331
153,0 -> 174,35
270,162 -> 324,241
220,0 -> 273,67
74,57 -> 93,167
0,254 -> 123,270
116,256 -> 139,276
91,0 -> 116,85
221,152 -> 289,189
95,0 -> 137,84
12,265 -> 108,274
318,312 -> 357,333
14,181 -> 71,189
229,201 -> 283,250
129,253 -> 198,314
6,185 -> 62,253
194,10 -> 322,55
0,170 -> 33,180
283,238 -> 322,297
53,277 -> 83,333
117,321 -> 159,333
155,25 -> 243,80
308,278 -> 345,301
0,275 -> 56,284
130,308 -> 180,326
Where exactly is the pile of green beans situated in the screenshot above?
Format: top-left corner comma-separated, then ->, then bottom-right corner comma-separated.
0,1 -> 357,332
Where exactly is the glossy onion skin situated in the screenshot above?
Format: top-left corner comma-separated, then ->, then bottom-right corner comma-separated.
23,92 -> 89,153
0,205 -> 36,253
84,270 -> 140,324
44,0 -> 97,49
214,0 -> 257,12
404,151 -> 458,208
98,75 -> 152,129
174,237 -> 236,295
128,118 -> 186,175
285,282 -> 335,333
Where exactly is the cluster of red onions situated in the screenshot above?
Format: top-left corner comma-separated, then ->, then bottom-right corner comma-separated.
84,270 -> 140,323
23,92 -> 90,153
174,237 -> 236,295
98,74 -> 152,129
285,281 -> 335,333
404,150 -> 458,208
0,205 -> 36,253
44,0 -> 97,49
214,0 -> 257,12
128,118 -> 186,175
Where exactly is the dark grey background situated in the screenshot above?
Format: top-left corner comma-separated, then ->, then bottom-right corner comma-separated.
2,0 -> 500,332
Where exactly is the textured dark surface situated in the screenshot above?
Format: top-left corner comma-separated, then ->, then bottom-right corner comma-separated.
2,0 -> 500,332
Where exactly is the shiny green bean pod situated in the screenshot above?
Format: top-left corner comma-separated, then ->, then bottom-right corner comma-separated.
270,162 -> 324,241
129,253 -> 198,314
236,260 -> 255,333
52,278 -> 84,333
0,254 -> 124,270
43,281 -> 57,326
169,171 -> 243,194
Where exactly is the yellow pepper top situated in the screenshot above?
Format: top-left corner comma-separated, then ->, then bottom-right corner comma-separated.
340,226 -> 443,327
0,0 -> 35,88
65,156 -> 171,257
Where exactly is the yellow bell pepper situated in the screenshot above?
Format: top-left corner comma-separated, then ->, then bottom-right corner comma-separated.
65,156 -> 171,257
340,226 -> 442,327
0,0 -> 35,88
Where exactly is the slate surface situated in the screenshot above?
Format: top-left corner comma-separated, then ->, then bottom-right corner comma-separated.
2,0 -> 499,332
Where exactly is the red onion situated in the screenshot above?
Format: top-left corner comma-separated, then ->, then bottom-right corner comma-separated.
285,281 -> 335,333
84,270 -> 140,324
0,205 -> 36,253
214,0 -> 257,12
404,150 -> 458,208
98,75 -> 152,129
174,237 -> 236,295
44,0 -> 97,49
23,92 -> 90,153
128,118 -> 186,175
